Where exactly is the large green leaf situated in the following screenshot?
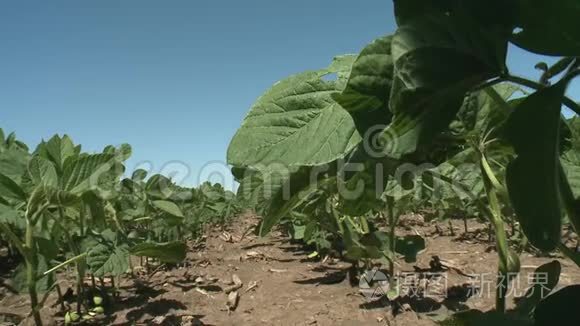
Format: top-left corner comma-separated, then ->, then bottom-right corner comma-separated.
26,156 -> 58,188
36,135 -> 76,173
332,35 -> 394,135
534,285 -> 580,325
62,153 -> 116,195
505,80 -> 570,251
337,146 -> 400,216
515,260 -> 561,317
129,241 -> 186,263
393,0 -> 517,33
326,54 -> 357,87
151,200 -> 184,218
83,192 -> 107,229
234,167 -> 266,208
26,185 -> 78,221
0,203 -> 22,229
0,147 -> 29,183
257,167 -> 333,236
227,62 -> 361,169
471,84 -> 520,138
0,172 -> 26,202
87,243 -> 130,277
511,0 -> 580,56
35,236 -> 59,262
12,255 -> 55,294
145,174 -> 175,199
392,0 -> 448,25
381,10 -> 506,158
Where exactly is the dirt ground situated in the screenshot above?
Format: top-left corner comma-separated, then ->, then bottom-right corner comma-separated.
1,213 -> 580,326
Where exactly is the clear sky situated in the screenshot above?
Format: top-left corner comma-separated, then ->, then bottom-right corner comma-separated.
1,1 -> 577,188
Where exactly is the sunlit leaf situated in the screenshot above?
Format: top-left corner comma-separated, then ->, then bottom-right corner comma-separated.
152,200 -> 184,218
227,61 -> 361,169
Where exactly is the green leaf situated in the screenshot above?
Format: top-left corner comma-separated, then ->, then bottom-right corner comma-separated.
472,84 -> 521,138
332,35 -> 394,136
382,10 -> 506,158
145,174 -> 175,199
115,143 -> 132,161
511,0 -> 580,56
227,63 -> 361,169
0,172 -> 26,202
395,235 -> 426,263
26,185 -> 79,221
534,285 -> 580,325
35,236 -> 59,261
292,224 -> 306,240
83,192 -> 107,229
394,0 -> 517,34
338,147 -> 399,216
515,260 -> 561,317
130,241 -> 186,263
327,54 -> 357,86
258,167 -> 336,236
151,200 -> 184,218
358,231 -> 392,260
234,167 -> 267,209
131,169 -> 148,182
558,160 -> 580,233
87,243 -> 130,277
393,0 -> 442,25
332,36 -> 393,113
12,254 -> 54,294
36,135 -> 76,173
0,203 -> 21,226
0,147 -> 29,183
27,156 -> 58,187
62,153 -> 116,195
505,80 -> 570,251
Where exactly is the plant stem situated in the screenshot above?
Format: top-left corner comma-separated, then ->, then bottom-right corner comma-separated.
79,203 -> 85,238
472,77 -> 504,92
56,284 -> 66,312
503,75 -> 580,115
76,277 -> 82,314
386,197 -> 397,290
480,154 -> 518,313
448,220 -> 455,236
25,219 -> 43,326
43,252 -> 88,276
58,207 -> 85,315
111,277 -> 117,299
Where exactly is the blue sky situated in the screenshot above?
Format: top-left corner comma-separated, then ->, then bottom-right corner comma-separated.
0,1 -> 577,187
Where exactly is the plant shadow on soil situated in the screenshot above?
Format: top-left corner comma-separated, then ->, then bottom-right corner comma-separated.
1,214 -> 580,325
